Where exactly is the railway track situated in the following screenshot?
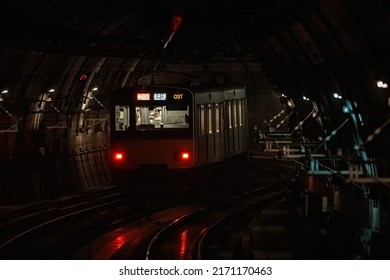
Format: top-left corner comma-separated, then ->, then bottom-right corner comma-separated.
0,188 -> 179,259
0,156 -> 296,260
146,183 -> 288,260
68,157 -> 296,260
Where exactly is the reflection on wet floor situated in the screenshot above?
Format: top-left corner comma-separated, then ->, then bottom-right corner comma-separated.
179,230 -> 188,259
72,205 -> 202,259
158,225 -> 210,259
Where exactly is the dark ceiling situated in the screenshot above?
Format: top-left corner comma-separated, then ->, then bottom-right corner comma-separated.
1,0 -> 390,154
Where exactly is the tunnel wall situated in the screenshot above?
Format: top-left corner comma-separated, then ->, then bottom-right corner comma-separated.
0,50 -> 159,204
0,113 -> 113,204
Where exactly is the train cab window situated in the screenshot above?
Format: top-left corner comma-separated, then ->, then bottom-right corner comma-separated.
136,105 -> 189,130
215,103 -> 220,133
208,103 -> 213,134
114,105 -> 130,131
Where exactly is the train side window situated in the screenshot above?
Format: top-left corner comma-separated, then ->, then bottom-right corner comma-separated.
238,99 -> 243,126
227,101 -> 232,129
233,100 -> 237,128
114,105 -> 130,131
200,105 -> 205,135
215,103 -> 220,133
208,103 -> 213,134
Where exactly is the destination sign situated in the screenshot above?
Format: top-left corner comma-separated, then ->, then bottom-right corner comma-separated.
135,89 -> 190,102
153,92 -> 167,100
136,93 -> 150,101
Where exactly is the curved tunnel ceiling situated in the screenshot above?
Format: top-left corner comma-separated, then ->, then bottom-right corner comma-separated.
1,0 -> 389,158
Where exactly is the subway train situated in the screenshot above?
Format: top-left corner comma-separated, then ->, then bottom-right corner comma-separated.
109,72 -> 248,187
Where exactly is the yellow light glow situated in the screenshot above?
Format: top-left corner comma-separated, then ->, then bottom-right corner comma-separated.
137,93 -> 150,100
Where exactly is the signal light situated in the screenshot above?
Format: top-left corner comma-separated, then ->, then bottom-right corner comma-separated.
80,73 -> 88,81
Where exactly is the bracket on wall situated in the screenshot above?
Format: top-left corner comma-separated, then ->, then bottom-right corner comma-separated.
80,117 -> 109,134
0,104 -> 20,134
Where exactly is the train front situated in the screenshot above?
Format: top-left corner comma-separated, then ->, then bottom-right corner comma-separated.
110,86 -> 194,179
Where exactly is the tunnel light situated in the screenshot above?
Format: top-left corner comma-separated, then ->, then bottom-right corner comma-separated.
48,89 -> 55,93
1,90 -> 8,94
92,87 -> 98,91
80,73 -> 88,81
377,80 -> 388,88
303,96 -> 310,101
333,93 -> 342,99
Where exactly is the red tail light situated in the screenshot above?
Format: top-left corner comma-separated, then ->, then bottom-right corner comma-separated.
181,152 -> 190,160
174,150 -> 191,161
114,152 -> 123,161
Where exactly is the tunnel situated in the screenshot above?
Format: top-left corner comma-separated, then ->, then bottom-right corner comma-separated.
0,0 -> 390,260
